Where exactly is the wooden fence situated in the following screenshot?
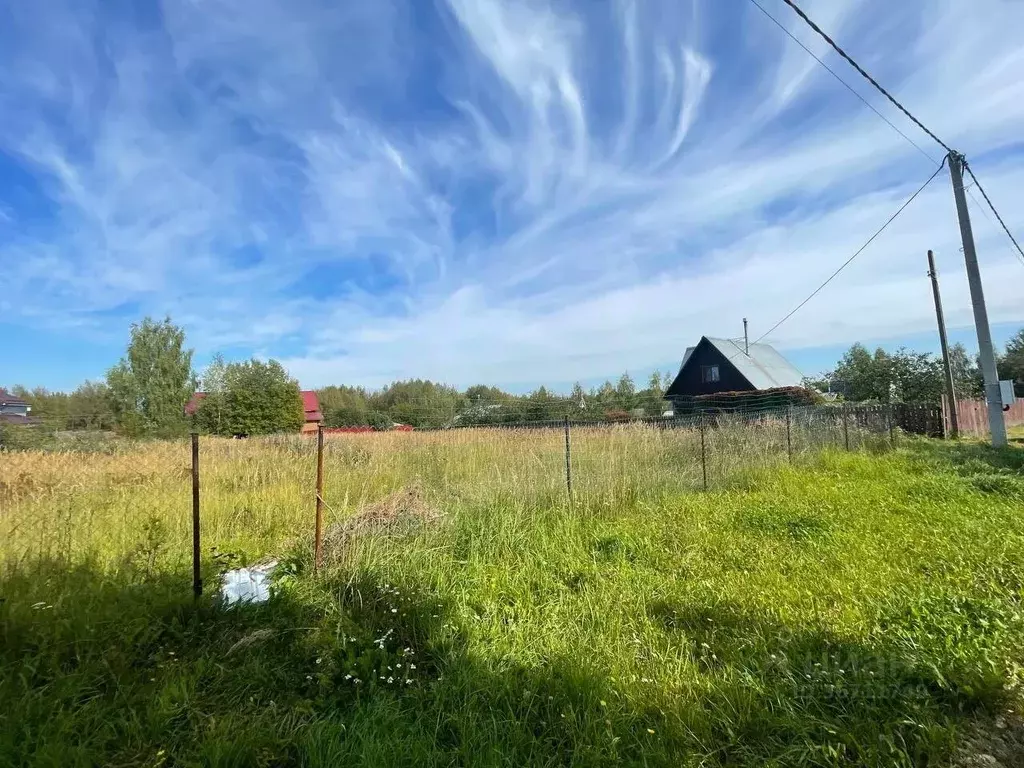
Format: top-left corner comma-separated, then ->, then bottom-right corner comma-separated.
942,396 -> 1024,438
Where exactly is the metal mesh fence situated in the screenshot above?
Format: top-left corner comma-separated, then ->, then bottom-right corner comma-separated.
1,402 -> 939,595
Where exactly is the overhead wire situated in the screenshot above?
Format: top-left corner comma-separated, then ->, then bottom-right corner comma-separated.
746,0 -> 937,164
771,0 -> 952,154
754,158 -> 948,345
746,0 -> 1024,342
756,0 -> 1024,269
963,160 -> 1024,266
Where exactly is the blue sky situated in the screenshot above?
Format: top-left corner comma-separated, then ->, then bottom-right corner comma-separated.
2,0 -> 1023,393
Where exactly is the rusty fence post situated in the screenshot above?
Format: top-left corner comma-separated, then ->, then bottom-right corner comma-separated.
699,412 -> 708,491
563,415 -> 573,504
785,406 -> 793,463
843,406 -> 850,451
314,424 -> 325,573
888,403 -> 896,447
191,432 -> 202,599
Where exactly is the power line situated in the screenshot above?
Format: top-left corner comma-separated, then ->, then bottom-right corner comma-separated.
962,160 -> 1024,266
746,0 -> 937,163
755,158 -> 948,345
773,0 -> 952,154
753,0 -> 1024,270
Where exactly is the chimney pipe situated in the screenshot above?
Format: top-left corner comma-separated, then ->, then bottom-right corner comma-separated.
743,318 -> 749,355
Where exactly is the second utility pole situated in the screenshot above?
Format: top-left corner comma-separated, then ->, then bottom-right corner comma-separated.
927,250 -> 958,438
947,151 -> 1006,448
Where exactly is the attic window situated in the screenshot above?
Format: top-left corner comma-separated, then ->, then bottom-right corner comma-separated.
701,365 -> 720,383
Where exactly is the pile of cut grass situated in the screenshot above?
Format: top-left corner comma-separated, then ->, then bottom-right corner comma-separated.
2,435 -> 1024,766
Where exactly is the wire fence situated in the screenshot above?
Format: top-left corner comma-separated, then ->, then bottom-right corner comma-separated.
1,402 -> 940,598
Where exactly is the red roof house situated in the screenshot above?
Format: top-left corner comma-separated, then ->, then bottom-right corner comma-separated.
300,390 -> 323,434
185,390 -> 323,433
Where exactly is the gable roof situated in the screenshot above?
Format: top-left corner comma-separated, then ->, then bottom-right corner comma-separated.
301,391 -> 323,423
703,337 -> 804,390
671,337 -> 804,392
0,389 -> 29,407
301,390 -> 320,414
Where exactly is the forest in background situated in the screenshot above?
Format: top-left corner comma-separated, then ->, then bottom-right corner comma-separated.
5,319 -> 1024,433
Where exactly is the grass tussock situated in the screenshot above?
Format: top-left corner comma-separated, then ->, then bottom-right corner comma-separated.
2,425 -> 1024,766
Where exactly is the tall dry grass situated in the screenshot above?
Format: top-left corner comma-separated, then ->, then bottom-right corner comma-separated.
1,418 -> 885,573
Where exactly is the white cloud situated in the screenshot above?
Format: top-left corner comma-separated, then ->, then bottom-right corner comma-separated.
1,0 -> 1022,388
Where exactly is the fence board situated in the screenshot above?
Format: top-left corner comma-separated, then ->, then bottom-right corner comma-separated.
943,397 -> 1024,438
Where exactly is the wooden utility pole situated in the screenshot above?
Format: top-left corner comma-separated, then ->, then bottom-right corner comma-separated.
948,151 -> 1006,447
927,250 -> 958,438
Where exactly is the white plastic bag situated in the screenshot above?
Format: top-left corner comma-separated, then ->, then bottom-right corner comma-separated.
219,561 -> 278,605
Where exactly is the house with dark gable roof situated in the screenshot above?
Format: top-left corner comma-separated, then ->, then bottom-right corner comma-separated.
664,337 -> 805,407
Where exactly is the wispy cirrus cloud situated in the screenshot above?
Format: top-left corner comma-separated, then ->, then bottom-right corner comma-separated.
1,0 -> 1022,388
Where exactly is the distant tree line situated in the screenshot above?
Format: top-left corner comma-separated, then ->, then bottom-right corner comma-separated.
4,317 -> 303,440
6,319 -> 1024,443
316,371 -> 675,429
806,330 -> 1024,405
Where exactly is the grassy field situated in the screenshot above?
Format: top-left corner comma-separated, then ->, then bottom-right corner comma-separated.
2,426 -> 1024,766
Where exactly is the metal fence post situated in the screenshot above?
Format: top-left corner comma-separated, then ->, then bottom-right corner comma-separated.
699,412 -> 708,491
785,406 -> 793,463
314,424 -> 325,573
888,403 -> 896,447
563,415 -> 573,503
843,406 -> 850,451
191,433 -> 202,599
565,417 -> 573,501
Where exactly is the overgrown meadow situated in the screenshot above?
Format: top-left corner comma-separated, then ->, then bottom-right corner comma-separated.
2,423 -> 1024,766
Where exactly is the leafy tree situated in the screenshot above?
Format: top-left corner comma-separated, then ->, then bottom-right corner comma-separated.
888,349 -> 943,404
594,381 -> 617,412
369,380 -> 465,428
326,405 -> 370,427
826,343 -> 954,405
522,386 -> 564,422
802,375 -> 832,394
197,359 -> 304,436
639,371 -> 667,415
615,373 -> 637,412
9,387 -> 69,429
567,382 -> 588,418
318,385 -> 370,427
6,382 -> 115,431
67,381 -> 116,430
367,411 -> 393,431
194,354 -> 231,434
829,344 -> 886,401
107,317 -> 196,437
464,384 -> 506,404
1000,329 -> 1024,384
948,343 -> 982,400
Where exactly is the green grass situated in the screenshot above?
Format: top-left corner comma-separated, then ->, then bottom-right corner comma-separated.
2,431 -> 1024,766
